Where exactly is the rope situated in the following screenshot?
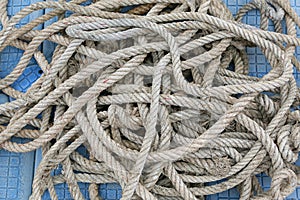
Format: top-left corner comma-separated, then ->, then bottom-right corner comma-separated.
0,0 -> 300,199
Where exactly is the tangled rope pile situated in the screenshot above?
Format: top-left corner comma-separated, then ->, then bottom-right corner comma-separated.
1,0 -> 300,199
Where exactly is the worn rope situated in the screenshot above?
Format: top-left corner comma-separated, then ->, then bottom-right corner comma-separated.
0,0 -> 300,199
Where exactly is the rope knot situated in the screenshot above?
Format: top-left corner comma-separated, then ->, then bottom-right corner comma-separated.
207,157 -> 231,176
270,168 -> 297,200
253,0 -> 285,21
291,124 -> 300,151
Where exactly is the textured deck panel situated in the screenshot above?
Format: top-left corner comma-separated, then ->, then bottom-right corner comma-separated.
0,0 -> 44,200
0,147 -> 35,200
1,0 -> 300,199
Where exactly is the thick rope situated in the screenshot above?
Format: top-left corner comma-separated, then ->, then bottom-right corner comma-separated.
0,0 -> 300,199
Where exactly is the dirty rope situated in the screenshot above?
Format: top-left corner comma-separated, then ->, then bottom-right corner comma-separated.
0,0 -> 300,199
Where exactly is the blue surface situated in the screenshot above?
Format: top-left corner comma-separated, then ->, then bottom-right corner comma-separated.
0,0 -> 44,200
0,149 -> 35,200
1,0 -> 300,199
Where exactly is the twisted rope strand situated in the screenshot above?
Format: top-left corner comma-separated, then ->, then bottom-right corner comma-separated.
1,0 -> 300,199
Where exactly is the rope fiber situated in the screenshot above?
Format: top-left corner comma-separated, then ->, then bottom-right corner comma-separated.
1,0 -> 300,199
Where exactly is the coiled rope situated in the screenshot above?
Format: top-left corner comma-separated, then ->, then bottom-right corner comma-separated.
0,0 -> 300,199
